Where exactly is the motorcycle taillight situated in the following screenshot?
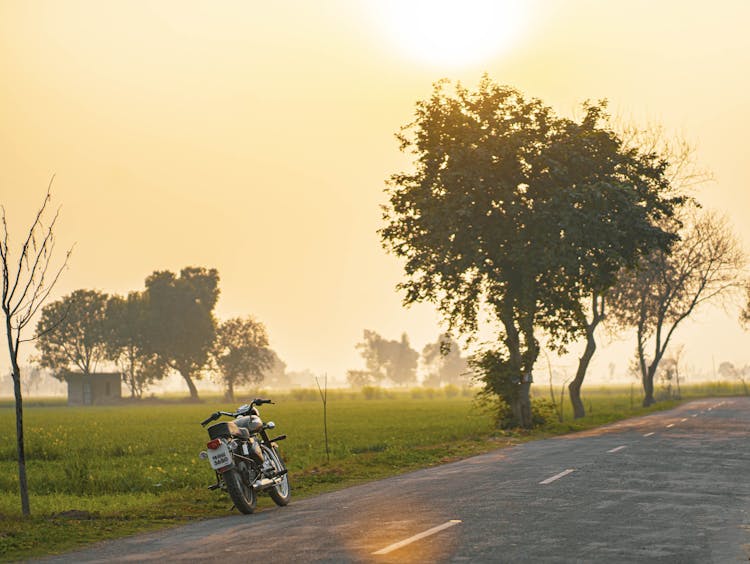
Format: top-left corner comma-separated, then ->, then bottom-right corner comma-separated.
207,438 -> 222,450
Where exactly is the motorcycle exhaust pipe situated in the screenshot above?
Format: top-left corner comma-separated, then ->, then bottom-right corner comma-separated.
253,469 -> 288,491
253,478 -> 275,491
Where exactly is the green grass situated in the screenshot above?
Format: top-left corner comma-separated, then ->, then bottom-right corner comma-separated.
0,383 -> 746,561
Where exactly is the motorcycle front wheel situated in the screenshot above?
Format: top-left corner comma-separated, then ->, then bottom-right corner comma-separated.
262,444 -> 291,506
224,462 -> 257,514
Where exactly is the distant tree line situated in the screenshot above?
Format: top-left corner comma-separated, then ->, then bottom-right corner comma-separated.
381,77 -> 747,427
34,266 -> 276,401
347,330 -> 470,387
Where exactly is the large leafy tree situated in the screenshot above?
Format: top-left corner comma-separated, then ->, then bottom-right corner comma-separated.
381,78 -> 680,427
610,209 -> 745,406
35,289 -> 111,376
144,267 -> 219,400
106,292 -> 166,399
212,316 -> 274,401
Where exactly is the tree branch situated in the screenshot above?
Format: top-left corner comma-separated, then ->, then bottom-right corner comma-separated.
6,177 -> 55,306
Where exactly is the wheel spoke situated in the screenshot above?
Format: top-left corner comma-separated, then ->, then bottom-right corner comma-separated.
263,445 -> 290,502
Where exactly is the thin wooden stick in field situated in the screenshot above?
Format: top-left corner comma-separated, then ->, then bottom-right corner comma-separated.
315,373 -> 330,464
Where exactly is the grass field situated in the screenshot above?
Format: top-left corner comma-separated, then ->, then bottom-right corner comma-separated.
0,383 -> 747,560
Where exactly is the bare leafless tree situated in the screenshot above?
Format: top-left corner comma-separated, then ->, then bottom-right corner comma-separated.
609,209 -> 745,406
1,180 -> 71,516
617,120 -> 714,193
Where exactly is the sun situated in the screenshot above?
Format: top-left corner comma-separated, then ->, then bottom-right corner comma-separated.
372,0 -> 527,68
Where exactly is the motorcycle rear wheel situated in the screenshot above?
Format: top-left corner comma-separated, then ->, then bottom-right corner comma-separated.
262,444 -> 291,506
224,462 -> 257,514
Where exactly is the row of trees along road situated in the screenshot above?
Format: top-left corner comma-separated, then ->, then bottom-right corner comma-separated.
346,330 -> 469,387
34,267 -> 274,401
381,77 -> 746,428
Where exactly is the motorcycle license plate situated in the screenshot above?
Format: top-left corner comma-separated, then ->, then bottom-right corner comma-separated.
208,443 -> 232,470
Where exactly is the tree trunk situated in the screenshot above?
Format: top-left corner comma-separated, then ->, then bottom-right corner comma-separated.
498,296 -> 537,429
636,319 -> 656,407
569,334 -> 596,419
642,363 -> 656,406
508,373 -> 534,428
570,295 -> 605,419
178,369 -> 200,400
519,378 -> 533,428
225,380 -> 235,402
568,380 -> 585,420
128,368 -> 136,399
11,363 -> 30,517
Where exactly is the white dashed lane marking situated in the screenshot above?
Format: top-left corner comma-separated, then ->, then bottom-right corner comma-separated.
539,469 -> 576,485
372,520 -> 462,555
607,445 -> 627,453
643,432 -> 655,437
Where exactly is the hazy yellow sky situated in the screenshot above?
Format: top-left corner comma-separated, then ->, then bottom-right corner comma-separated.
2,0 -> 749,383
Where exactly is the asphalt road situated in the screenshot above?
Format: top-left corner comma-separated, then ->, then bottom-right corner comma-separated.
40,397 -> 750,563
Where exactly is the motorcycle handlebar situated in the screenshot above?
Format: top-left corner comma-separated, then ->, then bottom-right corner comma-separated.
201,411 -> 245,427
200,411 -> 234,426
200,412 -> 219,426
201,401 -> 273,425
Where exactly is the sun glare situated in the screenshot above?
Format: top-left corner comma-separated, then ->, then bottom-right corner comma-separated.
373,0 -> 527,68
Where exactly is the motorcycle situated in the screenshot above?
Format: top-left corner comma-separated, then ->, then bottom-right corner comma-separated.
199,398 -> 290,514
